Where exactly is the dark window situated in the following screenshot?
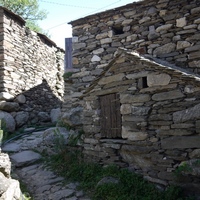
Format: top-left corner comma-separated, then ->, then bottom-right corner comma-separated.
112,26 -> 124,35
100,93 -> 122,138
142,77 -> 148,88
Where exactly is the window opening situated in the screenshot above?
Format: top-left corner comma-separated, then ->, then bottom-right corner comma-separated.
112,26 -> 124,35
142,77 -> 148,88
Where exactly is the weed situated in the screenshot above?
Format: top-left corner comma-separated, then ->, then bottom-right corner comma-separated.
68,130 -> 83,146
19,180 -> 32,200
63,72 -> 73,79
0,119 -> 13,143
43,147 -> 193,200
174,162 -> 193,178
57,120 -> 72,130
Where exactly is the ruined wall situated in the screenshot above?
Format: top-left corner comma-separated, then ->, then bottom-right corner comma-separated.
0,7 -> 64,129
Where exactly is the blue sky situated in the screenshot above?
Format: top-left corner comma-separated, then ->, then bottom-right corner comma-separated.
38,0 -> 140,49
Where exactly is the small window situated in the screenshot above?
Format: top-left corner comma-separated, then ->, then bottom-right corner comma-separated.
112,26 -> 124,35
100,93 -> 122,138
142,77 -> 148,88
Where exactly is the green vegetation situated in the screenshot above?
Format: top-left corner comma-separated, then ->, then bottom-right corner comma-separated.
63,72 -> 74,79
0,0 -> 48,34
0,119 -> 12,143
43,138 -> 194,200
20,181 -> 32,200
174,162 -> 193,178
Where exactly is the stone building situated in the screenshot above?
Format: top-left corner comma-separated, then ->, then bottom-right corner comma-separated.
62,0 -> 200,196
0,7 -> 64,130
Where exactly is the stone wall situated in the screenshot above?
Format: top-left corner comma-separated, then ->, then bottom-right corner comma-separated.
61,0 -> 200,195
62,0 -> 200,117
70,0 -> 200,72
0,7 -> 64,130
81,50 -> 200,195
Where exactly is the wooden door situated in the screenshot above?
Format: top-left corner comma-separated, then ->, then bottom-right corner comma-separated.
100,93 -> 121,138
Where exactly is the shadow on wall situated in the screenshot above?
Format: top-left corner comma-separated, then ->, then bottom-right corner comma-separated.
0,79 -> 63,132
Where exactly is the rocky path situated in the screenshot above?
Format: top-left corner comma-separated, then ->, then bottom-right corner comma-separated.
2,128 -> 90,200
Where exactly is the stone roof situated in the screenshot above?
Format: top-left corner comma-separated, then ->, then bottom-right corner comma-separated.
81,47 -> 200,98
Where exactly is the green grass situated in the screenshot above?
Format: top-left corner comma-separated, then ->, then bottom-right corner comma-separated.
19,181 -> 32,200
43,147 -> 195,200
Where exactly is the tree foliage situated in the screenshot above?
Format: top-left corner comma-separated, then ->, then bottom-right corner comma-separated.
0,0 -> 48,33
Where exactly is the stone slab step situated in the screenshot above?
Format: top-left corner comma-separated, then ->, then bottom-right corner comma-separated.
10,150 -> 41,167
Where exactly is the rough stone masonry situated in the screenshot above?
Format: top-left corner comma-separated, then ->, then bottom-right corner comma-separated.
61,0 -> 200,197
0,7 -> 64,130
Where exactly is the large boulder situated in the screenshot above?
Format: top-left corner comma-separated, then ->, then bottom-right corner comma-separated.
38,112 -> 50,122
38,127 -> 69,154
50,108 -> 61,123
0,101 -> 19,112
15,111 -> 29,127
14,94 -> 26,104
0,111 -> 16,132
42,127 -> 69,146
61,107 -> 83,127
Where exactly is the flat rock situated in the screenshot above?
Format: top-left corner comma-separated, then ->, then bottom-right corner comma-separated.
10,150 -> 41,167
2,143 -> 21,153
49,189 -> 75,199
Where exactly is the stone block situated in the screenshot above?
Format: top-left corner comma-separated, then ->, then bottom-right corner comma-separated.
120,94 -> 150,103
10,150 -> 42,167
144,176 -> 168,186
156,129 -> 193,136
100,38 -> 112,44
122,126 -> 148,141
152,90 -> 184,101
120,104 -> 131,115
156,24 -> 173,32
176,41 -> 191,50
189,149 -> 200,159
161,136 -> 200,149
153,43 -> 176,56
147,73 -> 171,87
91,55 -> 101,62
98,73 -> 124,85
176,17 -> 187,27
132,106 -> 151,116
0,101 -> 19,112
173,103 -> 200,123
149,114 -> 171,121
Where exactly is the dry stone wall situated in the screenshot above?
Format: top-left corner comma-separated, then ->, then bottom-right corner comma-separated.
62,0 -> 200,116
70,0 -> 200,72
81,50 -> 200,195
62,0 -> 200,196
0,7 -> 64,129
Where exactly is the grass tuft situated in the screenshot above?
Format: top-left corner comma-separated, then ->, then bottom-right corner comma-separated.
43,147 -> 195,200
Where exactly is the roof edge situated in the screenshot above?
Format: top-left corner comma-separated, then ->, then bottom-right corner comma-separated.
68,0 -> 144,26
